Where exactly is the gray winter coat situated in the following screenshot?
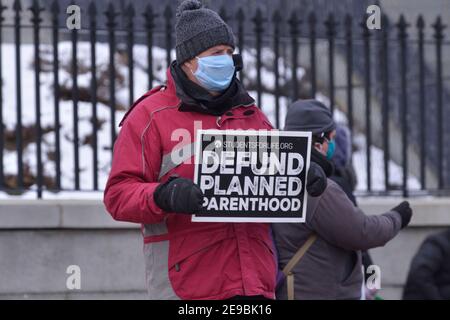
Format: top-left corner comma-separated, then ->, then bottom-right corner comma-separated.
272,179 -> 402,300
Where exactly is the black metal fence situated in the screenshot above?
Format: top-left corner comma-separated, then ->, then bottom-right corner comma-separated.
1,0 -> 450,198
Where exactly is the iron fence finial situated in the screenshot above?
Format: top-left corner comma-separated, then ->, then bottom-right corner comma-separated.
143,4 -> 157,29
219,6 -> 228,23
13,0 -> 21,11
397,14 -> 410,39
0,0 -> 7,23
325,13 -> 338,37
88,1 -> 96,16
417,15 -> 424,29
432,16 -> 446,40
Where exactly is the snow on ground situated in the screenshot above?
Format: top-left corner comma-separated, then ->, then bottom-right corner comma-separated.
1,42 -> 419,199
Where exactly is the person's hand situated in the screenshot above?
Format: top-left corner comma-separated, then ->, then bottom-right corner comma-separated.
391,201 -> 413,228
154,176 -> 204,214
307,162 -> 327,197
365,287 -> 379,300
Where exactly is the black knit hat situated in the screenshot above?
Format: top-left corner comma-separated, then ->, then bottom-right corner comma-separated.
284,99 -> 336,135
175,0 -> 236,64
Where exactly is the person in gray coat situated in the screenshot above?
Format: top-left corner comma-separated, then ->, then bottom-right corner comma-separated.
272,99 -> 413,300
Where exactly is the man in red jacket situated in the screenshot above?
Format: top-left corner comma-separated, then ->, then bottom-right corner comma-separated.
104,0 -> 326,300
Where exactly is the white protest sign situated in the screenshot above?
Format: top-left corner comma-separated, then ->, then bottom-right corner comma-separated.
193,129 -> 312,223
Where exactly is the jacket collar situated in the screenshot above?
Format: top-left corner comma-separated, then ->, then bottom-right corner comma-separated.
311,148 -> 335,177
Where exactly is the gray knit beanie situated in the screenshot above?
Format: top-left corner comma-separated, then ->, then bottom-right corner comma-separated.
284,99 -> 336,135
175,0 -> 236,64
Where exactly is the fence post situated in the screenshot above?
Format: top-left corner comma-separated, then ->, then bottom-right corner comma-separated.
89,1 -> 98,190
345,14 -> 354,147
143,4 -> 156,90
219,6 -> 228,23
380,15 -> 390,192
288,11 -> 301,101
253,8 -> 264,109
397,15 -> 410,198
30,0 -> 44,198
236,8 -> 245,83
50,0 -> 61,191
325,13 -> 337,114
0,0 -> 6,190
14,0 -> 24,190
164,5 -> 172,70
69,1 -> 80,190
433,16 -> 446,190
361,17 -> 372,192
273,9 -> 281,128
308,12 -> 317,98
126,3 -> 135,108
417,15 -> 426,190
105,2 -> 118,148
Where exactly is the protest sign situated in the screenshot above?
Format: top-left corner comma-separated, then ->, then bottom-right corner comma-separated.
193,129 -> 312,223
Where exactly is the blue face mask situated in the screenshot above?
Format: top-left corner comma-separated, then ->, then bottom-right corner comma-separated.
326,139 -> 336,160
193,54 -> 235,92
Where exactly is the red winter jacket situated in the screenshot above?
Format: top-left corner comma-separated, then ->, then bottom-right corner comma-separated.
104,68 -> 277,300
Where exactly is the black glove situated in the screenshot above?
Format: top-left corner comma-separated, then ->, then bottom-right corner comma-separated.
154,176 -> 204,214
391,201 -> 413,228
307,162 -> 327,197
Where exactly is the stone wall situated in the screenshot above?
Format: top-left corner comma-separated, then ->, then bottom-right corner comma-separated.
0,198 -> 449,299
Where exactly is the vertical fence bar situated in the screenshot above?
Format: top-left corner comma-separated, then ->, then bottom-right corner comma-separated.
164,6 -> 172,70
433,17 -> 445,190
106,3 -> 117,148
289,11 -> 300,101
14,0 -> 24,190
325,13 -> 337,114
417,15 -> 426,190
273,10 -> 281,129
51,0 -> 61,190
30,0 -> 43,198
219,6 -> 228,23
126,4 -> 135,107
345,14 -> 354,145
398,15 -> 409,198
89,1 -> 98,190
71,1 -> 80,190
236,8 -> 245,82
0,1 -> 5,189
308,12 -> 317,98
253,8 -> 264,109
362,18 -> 372,192
144,4 -> 156,90
381,16 -> 390,192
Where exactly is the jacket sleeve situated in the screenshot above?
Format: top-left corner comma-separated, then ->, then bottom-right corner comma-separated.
405,236 -> 444,300
103,105 -> 165,224
308,180 -> 402,251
